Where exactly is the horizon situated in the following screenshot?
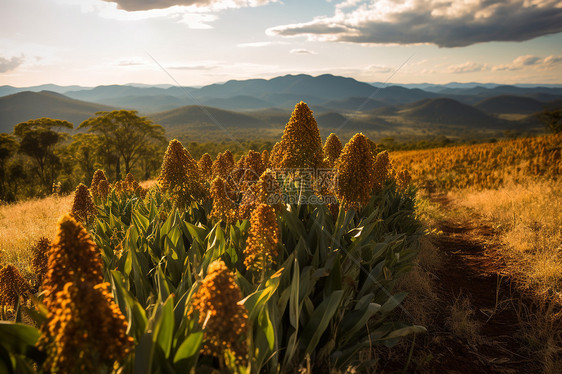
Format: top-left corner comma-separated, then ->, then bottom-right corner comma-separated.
3,72 -> 562,90
1,1 -> 562,88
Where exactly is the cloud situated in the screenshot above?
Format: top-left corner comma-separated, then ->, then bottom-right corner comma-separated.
103,0 -> 275,12
365,64 -> 393,74
267,0 -> 562,47
289,48 -> 317,54
447,62 -> 487,73
237,41 -> 289,48
116,57 -> 148,66
168,64 -> 217,70
493,54 -> 562,71
0,55 -> 24,73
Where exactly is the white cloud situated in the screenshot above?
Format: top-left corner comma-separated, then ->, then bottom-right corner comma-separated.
267,0 -> 562,47
237,41 -> 289,48
57,0 -> 276,28
493,55 -> 562,71
102,0 -> 277,12
447,62 -> 487,73
0,55 -> 24,73
289,48 -> 317,54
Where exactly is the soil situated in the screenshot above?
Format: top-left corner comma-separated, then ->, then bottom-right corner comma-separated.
386,193 -> 541,374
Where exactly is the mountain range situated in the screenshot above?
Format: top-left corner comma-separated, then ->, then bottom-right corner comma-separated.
1,74 -> 561,137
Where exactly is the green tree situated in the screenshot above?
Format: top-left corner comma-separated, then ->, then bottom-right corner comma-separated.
79,110 -> 166,180
538,109 -> 562,134
68,133 -> 104,183
14,118 -> 73,191
0,133 -> 18,200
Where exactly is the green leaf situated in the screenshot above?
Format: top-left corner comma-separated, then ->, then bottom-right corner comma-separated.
289,258 -> 300,329
301,290 -> 344,356
153,296 -> 175,358
173,332 -> 203,363
0,322 -> 40,355
132,210 -> 150,233
134,332 -> 155,374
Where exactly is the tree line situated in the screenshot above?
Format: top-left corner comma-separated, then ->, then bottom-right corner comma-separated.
0,110 -> 166,202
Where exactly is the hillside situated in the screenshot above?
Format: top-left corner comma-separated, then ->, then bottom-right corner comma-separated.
323,97 -> 388,111
400,98 -> 506,127
0,91 -> 114,133
474,95 -> 555,114
195,74 -> 377,100
151,105 -> 267,130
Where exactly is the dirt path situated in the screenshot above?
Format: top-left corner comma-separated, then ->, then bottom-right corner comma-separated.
420,194 -> 537,374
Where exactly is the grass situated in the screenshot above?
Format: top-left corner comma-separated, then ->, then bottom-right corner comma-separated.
446,294 -> 482,345
0,194 -> 73,278
453,180 -> 562,304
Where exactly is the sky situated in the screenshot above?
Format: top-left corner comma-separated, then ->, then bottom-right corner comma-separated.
1,0 -> 562,87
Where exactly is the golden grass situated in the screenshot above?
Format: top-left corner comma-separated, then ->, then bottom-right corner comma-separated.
453,180 -> 562,304
446,294 -> 482,344
0,194 -> 73,277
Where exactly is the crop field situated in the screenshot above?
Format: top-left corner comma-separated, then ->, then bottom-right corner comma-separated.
1,102 -> 560,373
0,102 -> 426,373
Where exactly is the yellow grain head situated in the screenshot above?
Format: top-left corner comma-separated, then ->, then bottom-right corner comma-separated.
261,149 -> 270,168
244,204 -> 279,273
372,150 -> 391,193
396,169 -> 412,190
70,183 -> 97,223
198,153 -> 213,181
209,177 -> 238,225
30,237 -> 50,286
97,179 -> 111,200
238,169 -> 283,219
90,169 -> 108,199
212,151 -> 235,180
243,150 -> 266,186
334,133 -> 376,210
273,102 -> 324,169
39,281 -> 133,373
41,214 -> 104,310
323,133 -> 343,167
232,156 -> 247,187
269,141 -> 281,167
188,260 -> 248,365
158,139 -> 207,208
124,172 -> 139,193
0,264 -> 32,309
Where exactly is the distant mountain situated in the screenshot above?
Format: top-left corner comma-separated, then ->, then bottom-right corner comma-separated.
0,84 -> 90,97
399,98 -> 505,128
322,97 -> 387,111
374,86 -> 438,104
474,95 -> 558,115
0,91 -> 113,133
439,85 -> 562,98
196,74 -> 378,100
91,95 -> 187,113
65,85 -> 173,103
198,95 -> 275,111
151,105 -> 266,130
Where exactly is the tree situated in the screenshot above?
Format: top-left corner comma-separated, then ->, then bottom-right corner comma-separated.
538,109 -> 562,134
14,118 -> 73,191
79,110 -> 166,180
68,133 -> 104,183
0,133 -> 18,200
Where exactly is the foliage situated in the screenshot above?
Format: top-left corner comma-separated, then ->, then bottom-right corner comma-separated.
391,133 -> 561,191
538,109 -> 562,134
13,118 -> 73,192
0,102 -> 425,373
79,110 -> 166,180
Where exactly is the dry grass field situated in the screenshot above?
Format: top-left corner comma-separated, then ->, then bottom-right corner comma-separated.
0,195 -> 73,277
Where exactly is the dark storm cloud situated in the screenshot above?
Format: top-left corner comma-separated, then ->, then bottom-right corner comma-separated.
267,0 -> 562,48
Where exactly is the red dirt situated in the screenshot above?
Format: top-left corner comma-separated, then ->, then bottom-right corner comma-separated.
410,194 -> 538,373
